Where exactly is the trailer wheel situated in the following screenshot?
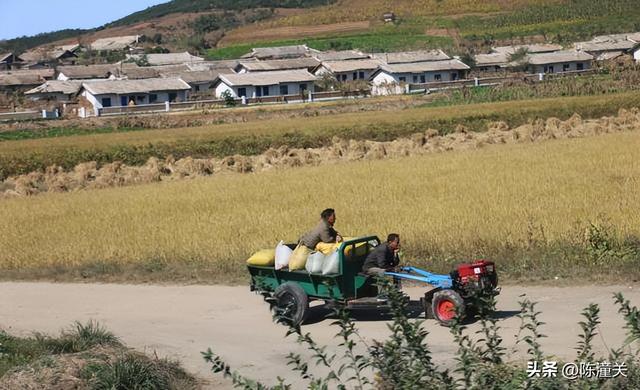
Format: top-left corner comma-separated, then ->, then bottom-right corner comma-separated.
432,290 -> 465,327
274,283 -> 309,327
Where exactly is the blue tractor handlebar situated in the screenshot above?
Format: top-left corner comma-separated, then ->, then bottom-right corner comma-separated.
384,266 -> 453,289
384,267 -> 453,288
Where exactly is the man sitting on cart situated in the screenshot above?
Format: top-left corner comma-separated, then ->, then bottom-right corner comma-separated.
299,208 -> 343,250
362,233 -> 401,276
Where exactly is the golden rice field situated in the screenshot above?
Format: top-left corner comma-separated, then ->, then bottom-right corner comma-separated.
0,130 -> 639,283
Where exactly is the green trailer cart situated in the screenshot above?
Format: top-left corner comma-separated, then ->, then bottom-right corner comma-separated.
248,236 -> 499,326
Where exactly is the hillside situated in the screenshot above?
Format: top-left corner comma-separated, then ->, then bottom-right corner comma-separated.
0,0 -> 335,54
2,0 -> 640,59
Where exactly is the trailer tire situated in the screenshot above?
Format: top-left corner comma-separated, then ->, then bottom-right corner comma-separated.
274,283 -> 309,327
432,289 -> 465,327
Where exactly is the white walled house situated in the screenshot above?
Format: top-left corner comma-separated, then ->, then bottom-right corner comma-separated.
372,49 -> 450,64
56,64 -> 118,80
80,78 -> 190,115
527,50 -> 593,73
370,59 -> 470,96
314,59 -> 382,82
213,69 -> 317,99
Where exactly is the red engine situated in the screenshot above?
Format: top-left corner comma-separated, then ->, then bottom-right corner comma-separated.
452,260 -> 498,297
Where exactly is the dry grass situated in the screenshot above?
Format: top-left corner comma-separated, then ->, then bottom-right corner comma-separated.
0,130 -> 638,283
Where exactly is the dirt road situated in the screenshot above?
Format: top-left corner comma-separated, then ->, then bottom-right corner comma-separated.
1,282 -> 638,388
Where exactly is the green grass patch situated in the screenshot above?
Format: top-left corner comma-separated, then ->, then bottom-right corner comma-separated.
208,28 -> 453,59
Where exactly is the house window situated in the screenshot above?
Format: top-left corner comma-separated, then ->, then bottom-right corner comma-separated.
548,65 -> 554,73
359,71 -> 365,79
452,72 -> 459,81
149,94 -> 158,103
434,74 -> 442,81
399,76 -> 406,82
353,72 -> 358,80
195,85 -> 200,92
136,95 -> 145,102
412,75 -> 418,83
300,83 -> 308,92
279,85 -> 289,95
101,97 -> 112,107
341,74 -> 347,82
262,86 -> 270,96
420,75 -> 426,83
563,63 -> 570,72
169,92 -> 177,102
577,63 -> 584,70
238,87 -> 247,97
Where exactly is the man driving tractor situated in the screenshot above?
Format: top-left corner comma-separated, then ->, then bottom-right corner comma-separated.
362,233 -> 401,276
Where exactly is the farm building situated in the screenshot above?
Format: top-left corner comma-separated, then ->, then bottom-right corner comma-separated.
90,35 -> 142,52
213,69 -> 316,99
56,64 -> 118,80
372,50 -> 450,64
0,53 -> 24,71
188,60 -> 241,71
20,48 -> 77,68
118,64 -> 192,80
314,59 -> 382,82
0,69 -> 55,92
370,59 -> 470,96
312,50 -> 369,62
80,78 -> 190,114
125,52 -> 204,66
527,50 -> 593,73
235,58 -> 320,73
241,45 -> 319,60
25,80 -> 83,102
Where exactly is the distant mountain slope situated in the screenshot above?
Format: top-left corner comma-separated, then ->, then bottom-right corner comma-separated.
106,0 -> 336,28
0,0 -> 335,54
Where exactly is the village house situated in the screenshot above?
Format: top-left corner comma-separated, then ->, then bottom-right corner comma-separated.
473,52 -> 511,73
527,50 -> 593,73
25,80 -> 83,102
312,50 -> 369,62
575,35 -> 636,61
370,59 -> 470,95
629,33 -> 640,62
241,45 -> 319,60
159,69 -> 229,93
0,69 -> 55,92
234,58 -> 319,73
492,44 -> 563,55
20,48 -> 77,68
117,64 -> 192,80
213,69 -> 316,99
372,49 -> 450,64
313,58 -> 382,82
90,35 -> 143,52
188,60 -> 241,72
125,52 -> 204,66
56,64 -> 118,80
80,78 -> 191,114
0,53 -> 24,71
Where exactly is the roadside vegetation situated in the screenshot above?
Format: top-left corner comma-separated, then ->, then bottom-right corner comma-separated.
0,129 -> 638,283
1,92 -> 640,180
206,286 -> 640,389
0,321 -> 199,389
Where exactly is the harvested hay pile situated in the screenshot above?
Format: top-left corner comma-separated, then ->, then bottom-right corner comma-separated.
2,108 -> 640,198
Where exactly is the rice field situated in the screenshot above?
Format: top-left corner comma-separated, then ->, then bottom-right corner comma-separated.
2,92 -> 640,180
1,130 -> 639,284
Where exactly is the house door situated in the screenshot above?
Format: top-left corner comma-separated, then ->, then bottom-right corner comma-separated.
120,96 -> 128,107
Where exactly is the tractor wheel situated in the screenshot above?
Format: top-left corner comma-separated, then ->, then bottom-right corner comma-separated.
432,290 -> 465,327
273,283 -> 309,327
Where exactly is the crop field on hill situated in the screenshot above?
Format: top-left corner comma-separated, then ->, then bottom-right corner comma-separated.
210,0 -> 640,57
1,130 -> 638,284
1,92 -> 640,180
